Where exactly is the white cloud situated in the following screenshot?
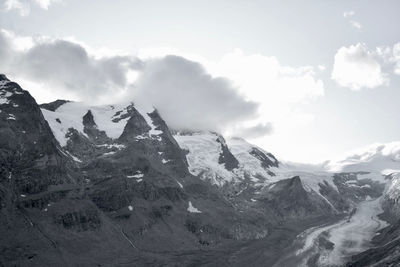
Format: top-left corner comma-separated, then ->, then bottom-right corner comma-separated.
3,0 -> 61,16
233,123 -> 273,139
0,30 -> 326,140
132,55 -> 259,133
131,48 -> 326,139
343,10 -> 355,18
3,0 -> 30,16
377,43 -> 400,75
34,0 -> 61,9
349,20 -> 362,29
342,10 -> 362,30
331,43 -> 389,90
0,30 -> 261,135
0,30 -> 142,103
209,49 -> 324,104
393,43 -> 400,75
206,50 -> 324,137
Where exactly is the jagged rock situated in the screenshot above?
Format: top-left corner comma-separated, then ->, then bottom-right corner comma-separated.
216,134 -> 239,171
40,99 -> 70,112
260,176 -> 338,220
249,147 -> 279,169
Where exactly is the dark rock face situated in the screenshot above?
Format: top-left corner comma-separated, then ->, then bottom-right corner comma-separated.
249,147 -> 279,169
259,176 -> 338,221
39,99 -> 70,111
1,76 -> 130,266
333,172 -> 385,202
53,201 -> 102,231
216,134 -> 239,171
82,110 -> 110,143
0,75 -> 71,196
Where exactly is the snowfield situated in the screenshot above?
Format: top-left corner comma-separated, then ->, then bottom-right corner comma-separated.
41,101 -> 162,146
174,132 -> 279,186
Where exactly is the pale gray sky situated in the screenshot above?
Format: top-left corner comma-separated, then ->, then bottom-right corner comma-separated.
1,0 -> 400,163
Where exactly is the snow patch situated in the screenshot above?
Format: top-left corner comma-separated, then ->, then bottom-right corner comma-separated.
187,201 -> 202,213
7,114 -> 16,120
0,98 -> 10,105
0,80 -> 10,88
127,171 -> 144,179
162,159 -> 170,164
96,143 -> 126,150
386,172 -> 400,201
65,151 -> 82,163
0,91 -> 12,105
177,181 -> 183,188
175,132 -> 236,186
134,103 -> 163,137
41,102 -> 132,146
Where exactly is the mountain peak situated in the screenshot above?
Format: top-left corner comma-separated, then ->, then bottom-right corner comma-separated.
0,74 -> 9,81
40,99 -> 71,111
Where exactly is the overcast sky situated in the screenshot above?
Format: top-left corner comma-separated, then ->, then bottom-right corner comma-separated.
1,0 -> 400,163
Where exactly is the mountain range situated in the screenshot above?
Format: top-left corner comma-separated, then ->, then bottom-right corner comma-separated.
1,74 -> 400,266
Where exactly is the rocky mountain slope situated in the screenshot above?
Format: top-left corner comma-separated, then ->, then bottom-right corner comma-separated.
1,74 -> 399,266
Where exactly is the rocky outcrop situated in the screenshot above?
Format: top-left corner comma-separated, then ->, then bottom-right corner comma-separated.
216,134 -> 239,171
249,147 -> 279,169
39,99 -> 70,112
0,76 -> 72,195
82,110 -> 110,143
259,176 -> 338,221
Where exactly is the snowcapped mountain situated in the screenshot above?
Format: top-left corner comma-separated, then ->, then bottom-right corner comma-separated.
175,131 -> 387,209
174,132 -> 279,187
40,101 -> 163,147
327,141 -> 400,174
1,74 -> 400,266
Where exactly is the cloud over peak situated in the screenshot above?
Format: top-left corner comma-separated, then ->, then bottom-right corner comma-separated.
0,29 -> 328,140
132,55 -> 260,132
0,30 -> 264,136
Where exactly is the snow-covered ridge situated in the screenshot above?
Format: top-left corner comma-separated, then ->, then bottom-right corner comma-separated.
41,101 -> 161,146
0,80 -> 23,106
174,132 -> 236,186
386,172 -> 400,201
328,142 -> 400,174
227,137 -> 279,180
174,132 -> 279,186
174,131 -> 386,212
